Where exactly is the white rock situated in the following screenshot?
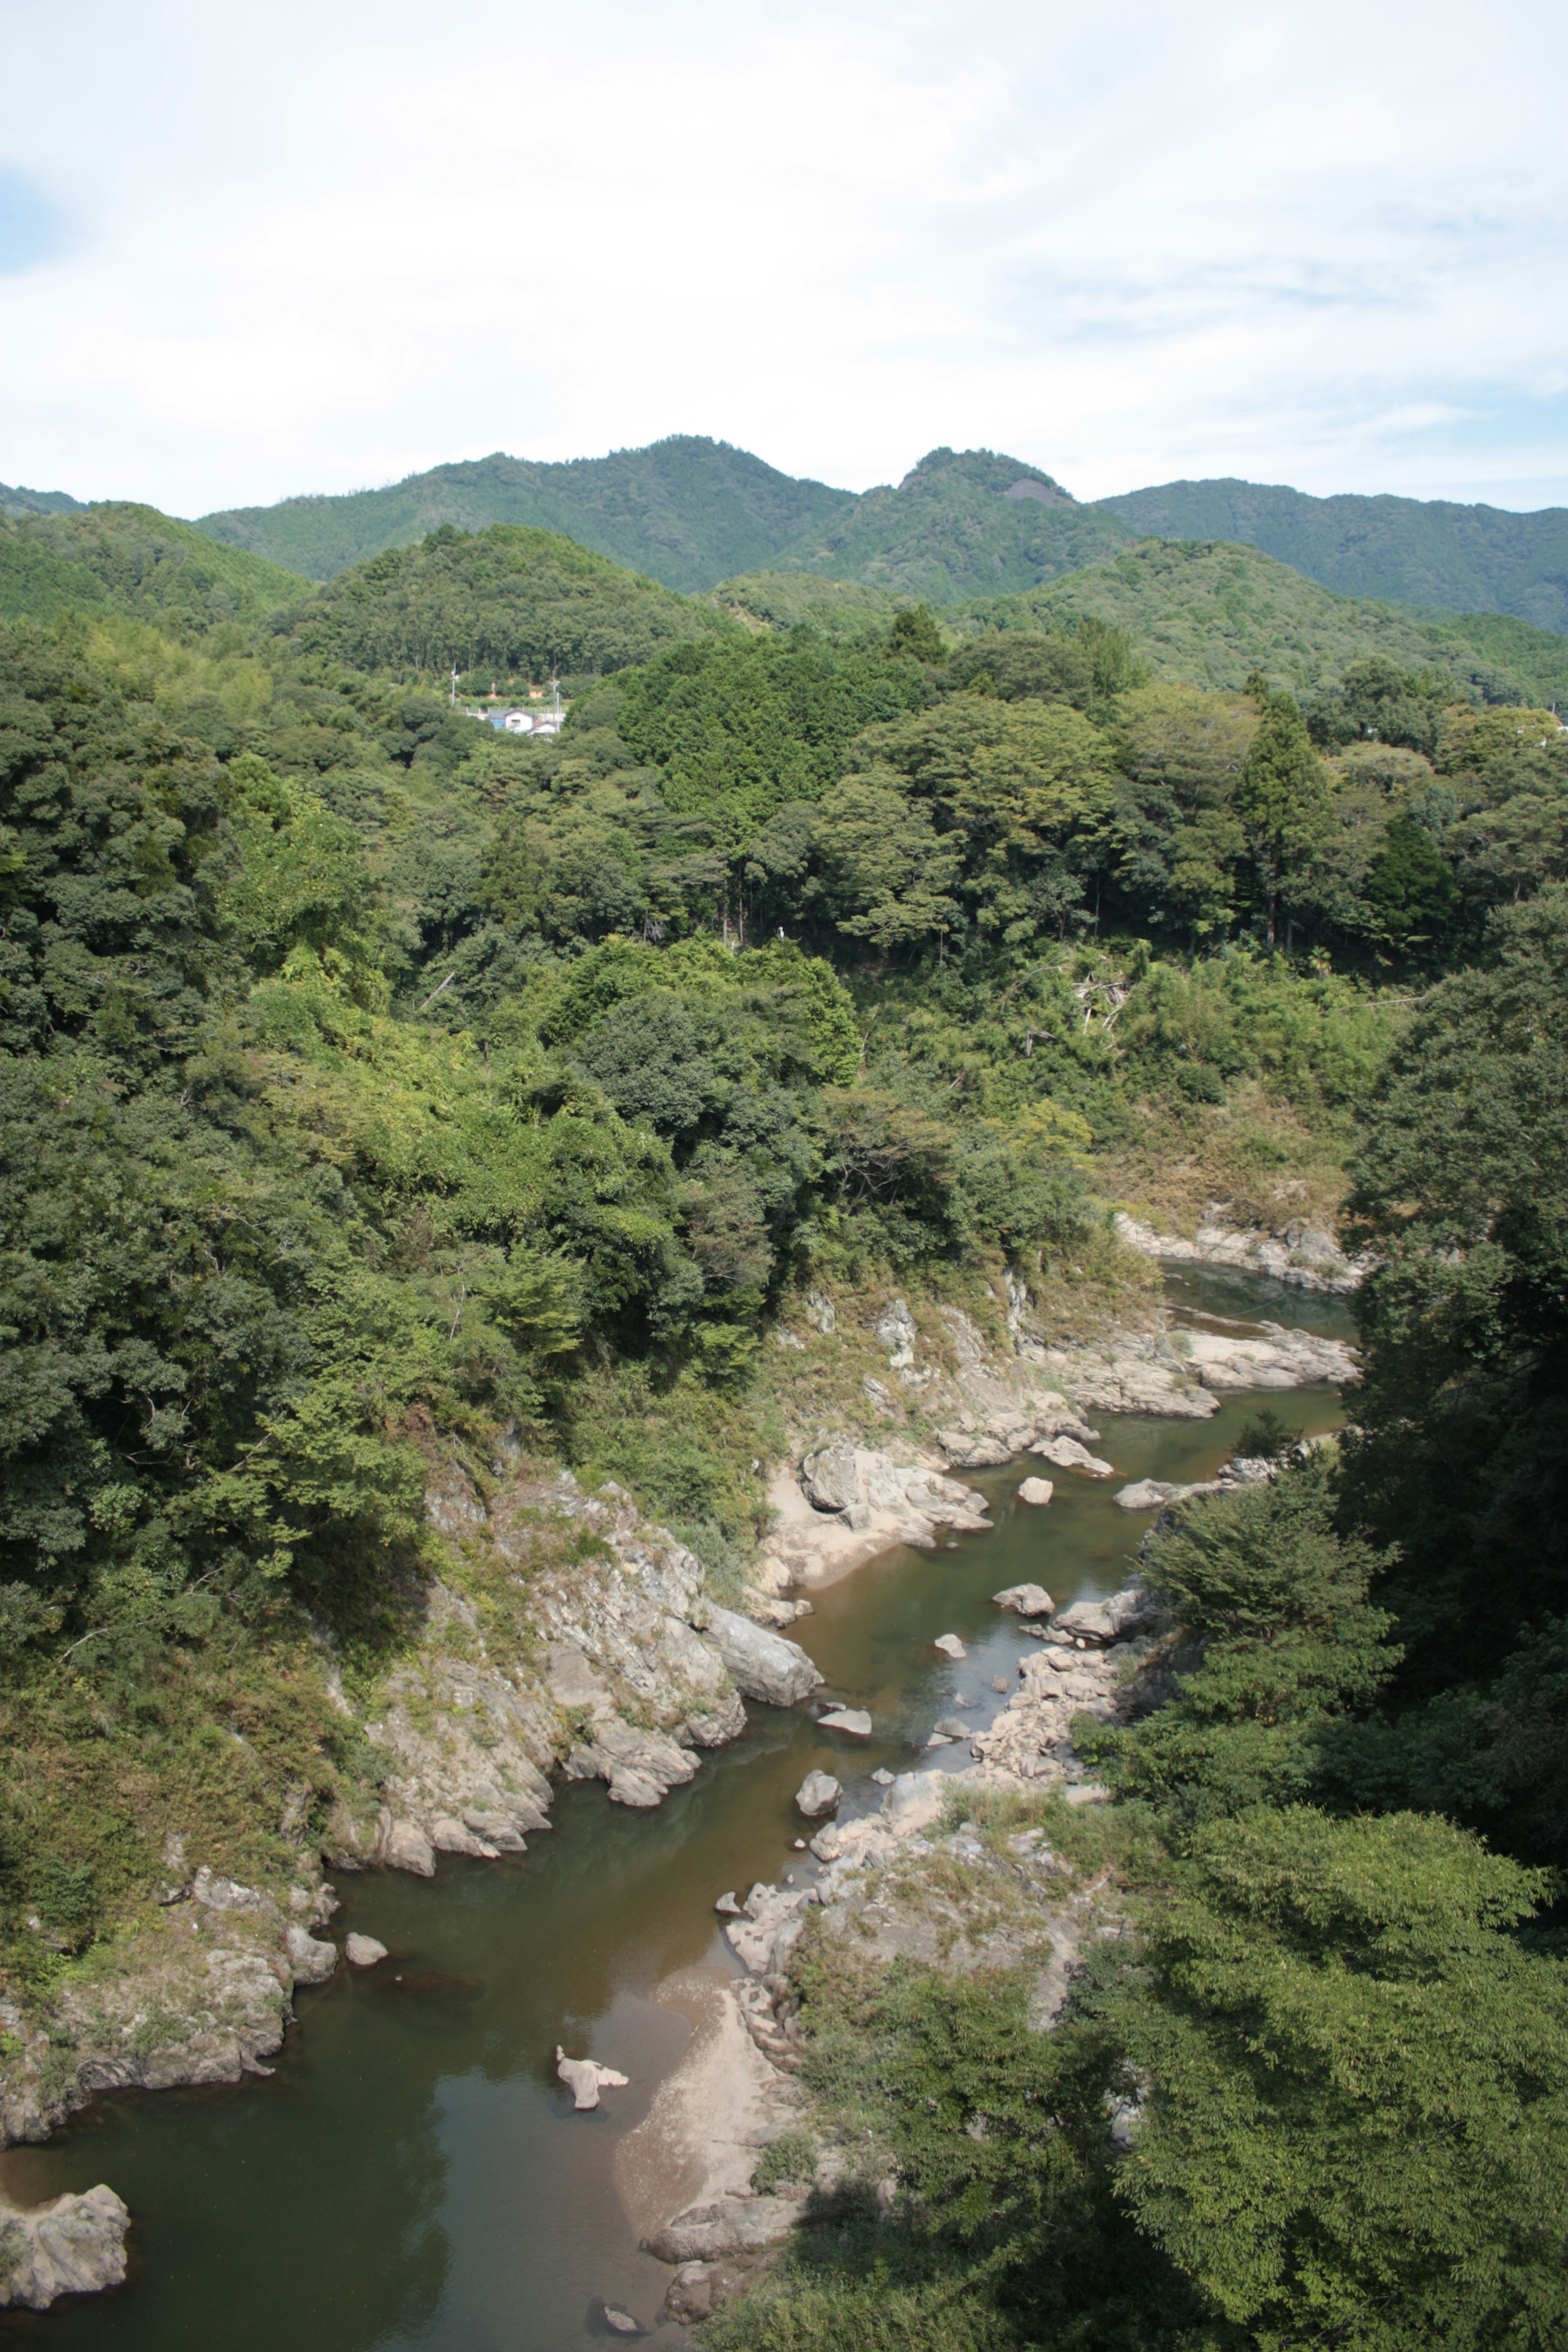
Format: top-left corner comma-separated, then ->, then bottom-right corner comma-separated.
714,1891 -> 742,1915
795,1771 -> 842,1819
816,1707 -> 873,1738
344,1933 -> 388,1967
1017,1477 -> 1055,1505
556,2047 -> 630,2110
933,1633 -> 967,1660
602,2305 -> 643,2336
992,1584 -> 1054,1617
871,1767 -> 895,1786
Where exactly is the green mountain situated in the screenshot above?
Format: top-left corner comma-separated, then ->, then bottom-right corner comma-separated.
0,503 -> 310,633
962,536 -> 1568,707
196,436 -> 855,592
0,481 -> 87,519
768,445 -> 1133,602
270,520 -> 733,684
185,436 -> 1568,640
1097,477 -> 1568,635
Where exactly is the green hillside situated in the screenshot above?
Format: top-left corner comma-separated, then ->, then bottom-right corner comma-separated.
1098,476 -> 1568,635
961,537 -> 1568,706
196,435 -> 855,592
0,503 -> 310,633
0,481 -> 87,519
271,520 -> 734,684
769,445 -> 1133,602
710,568 -> 908,640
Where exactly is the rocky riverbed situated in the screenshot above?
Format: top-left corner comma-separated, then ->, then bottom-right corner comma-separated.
629,1559 -> 1172,2328
0,1270 -> 1351,2318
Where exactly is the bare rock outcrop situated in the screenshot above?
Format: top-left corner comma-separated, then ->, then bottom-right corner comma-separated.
1115,1209 -> 1367,1293
0,2184 -> 130,2310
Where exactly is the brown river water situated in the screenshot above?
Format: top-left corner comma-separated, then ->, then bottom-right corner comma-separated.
0,1272 -> 1353,2350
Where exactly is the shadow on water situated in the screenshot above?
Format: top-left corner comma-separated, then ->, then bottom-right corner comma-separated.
0,1284 -> 1352,2351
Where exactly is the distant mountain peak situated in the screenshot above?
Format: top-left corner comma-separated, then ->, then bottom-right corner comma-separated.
895,446 -> 1078,504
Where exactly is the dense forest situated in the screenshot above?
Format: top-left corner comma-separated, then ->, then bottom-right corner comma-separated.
2,498 -> 1567,2344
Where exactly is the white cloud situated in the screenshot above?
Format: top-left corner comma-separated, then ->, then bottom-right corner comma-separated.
0,0 -> 1564,514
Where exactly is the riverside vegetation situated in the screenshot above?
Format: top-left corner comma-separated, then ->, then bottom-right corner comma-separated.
1,498 -> 1567,2343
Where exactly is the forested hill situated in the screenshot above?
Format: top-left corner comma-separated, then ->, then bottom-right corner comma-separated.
0,481 -> 87,519
0,503 -> 310,634
269,522 -> 733,683
196,437 -> 856,592
184,434 -> 1568,638
958,537 -> 1568,709
1099,475 -> 1568,635
764,445 -> 1134,602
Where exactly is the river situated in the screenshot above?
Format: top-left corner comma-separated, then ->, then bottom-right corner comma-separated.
0,1274 -> 1353,2348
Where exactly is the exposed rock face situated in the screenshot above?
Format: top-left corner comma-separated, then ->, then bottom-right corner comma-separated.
704,1607 -> 823,1707
993,1584 -> 1054,1617
556,2047 -> 630,2110
1115,1209 -> 1366,1293
330,1469 -> 759,1877
0,2185 -> 131,2309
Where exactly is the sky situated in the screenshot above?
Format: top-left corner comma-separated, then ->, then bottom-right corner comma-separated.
1,0 -> 1565,519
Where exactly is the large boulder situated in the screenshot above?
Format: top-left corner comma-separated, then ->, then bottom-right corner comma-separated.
1052,1579 -> 1160,1645
816,1707 -> 872,1738
992,1584 -> 1054,1617
799,1439 -> 860,1513
284,1924 -> 338,1984
795,1770 -> 841,1819
379,1818 -> 436,1877
704,1607 -> 824,1706
646,2194 -> 807,2265
1033,1435 -> 1114,1477
0,2185 -> 131,2309
556,2047 -> 630,2110
1016,1476 -> 1054,1505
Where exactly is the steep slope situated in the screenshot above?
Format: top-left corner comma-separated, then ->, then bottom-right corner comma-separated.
0,503 -> 310,632
270,521 -> 734,682
769,445 -> 1133,602
1098,477 -> 1568,635
196,436 -> 856,592
960,537 -> 1568,704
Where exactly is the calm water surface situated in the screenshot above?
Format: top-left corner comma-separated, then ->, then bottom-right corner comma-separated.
2,1282 -> 1353,2350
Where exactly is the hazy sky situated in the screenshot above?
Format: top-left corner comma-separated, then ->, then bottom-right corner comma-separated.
2,0 -> 1564,517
